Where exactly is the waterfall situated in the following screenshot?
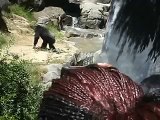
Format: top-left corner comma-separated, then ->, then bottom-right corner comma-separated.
72,17 -> 78,28
101,0 -> 122,52
95,0 -> 154,83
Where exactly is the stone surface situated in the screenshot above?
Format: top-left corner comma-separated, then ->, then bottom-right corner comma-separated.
0,0 -> 11,11
42,64 -> 63,84
32,1 -> 111,29
66,52 -> 94,66
33,7 -> 65,26
64,26 -> 105,38
79,2 -> 109,29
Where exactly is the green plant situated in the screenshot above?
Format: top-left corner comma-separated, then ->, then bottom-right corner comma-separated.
0,33 -> 13,49
0,58 -> 43,120
0,33 -> 7,48
46,23 -> 65,41
9,4 -> 35,22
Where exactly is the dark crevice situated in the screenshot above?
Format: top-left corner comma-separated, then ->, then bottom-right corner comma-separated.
34,0 -> 81,17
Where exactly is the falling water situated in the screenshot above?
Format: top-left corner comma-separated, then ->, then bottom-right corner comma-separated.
95,0 -> 154,83
72,17 -> 78,28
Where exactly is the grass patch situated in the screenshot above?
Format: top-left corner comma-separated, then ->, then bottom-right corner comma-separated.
24,62 -> 43,84
47,58 -> 65,64
0,34 -> 7,48
0,32 -> 13,49
46,23 -> 65,41
9,4 -> 35,22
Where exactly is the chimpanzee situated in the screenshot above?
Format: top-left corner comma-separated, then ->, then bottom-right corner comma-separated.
33,24 -> 56,51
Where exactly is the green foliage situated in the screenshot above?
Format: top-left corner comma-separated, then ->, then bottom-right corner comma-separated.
0,34 -> 7,48
46,23 -> 65,40
9,4 -> 35,22
0,33 -> 13,49
0,58 -> 43,120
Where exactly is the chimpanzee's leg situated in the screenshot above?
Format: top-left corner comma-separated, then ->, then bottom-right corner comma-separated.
41,41 -> 47,49
49,42 -> 56,50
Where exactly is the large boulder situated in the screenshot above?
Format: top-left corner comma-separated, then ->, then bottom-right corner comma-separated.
33,7 -> 65,20
0,0 -> 11,12
32,0 -> 111,29
79,2 -> 109,29
42,64 -> 63,87
33,7 -> 65,26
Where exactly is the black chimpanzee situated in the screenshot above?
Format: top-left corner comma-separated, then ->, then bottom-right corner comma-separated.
33,24 -> 56,51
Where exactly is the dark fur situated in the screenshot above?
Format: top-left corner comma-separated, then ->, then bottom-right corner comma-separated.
34,25 -> 56,50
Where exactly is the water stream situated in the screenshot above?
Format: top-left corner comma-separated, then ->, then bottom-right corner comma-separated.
71,17 -> 78,28
66,16 -> 105,52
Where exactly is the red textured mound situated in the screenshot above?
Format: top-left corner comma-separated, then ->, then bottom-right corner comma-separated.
39,64 -> 160,120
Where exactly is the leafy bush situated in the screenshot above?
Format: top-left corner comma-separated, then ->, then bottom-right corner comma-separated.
0,58 -> 43,120
9,4 -> 35,22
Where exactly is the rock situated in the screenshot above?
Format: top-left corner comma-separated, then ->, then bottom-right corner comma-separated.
36,16 -> 50,25
65,52 -> 95,66
64,26 -> 105,38
93,50 -> 102,62
30,0 -> 110,29
33,7 -> 65,26
61,14 -> 73,26
42,64 -> 63,84
65,27 -> 81,37
79,2 -> 109,29
0,0 -> 11,12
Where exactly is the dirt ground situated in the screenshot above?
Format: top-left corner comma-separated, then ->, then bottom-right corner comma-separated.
5,14 -> 78,64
